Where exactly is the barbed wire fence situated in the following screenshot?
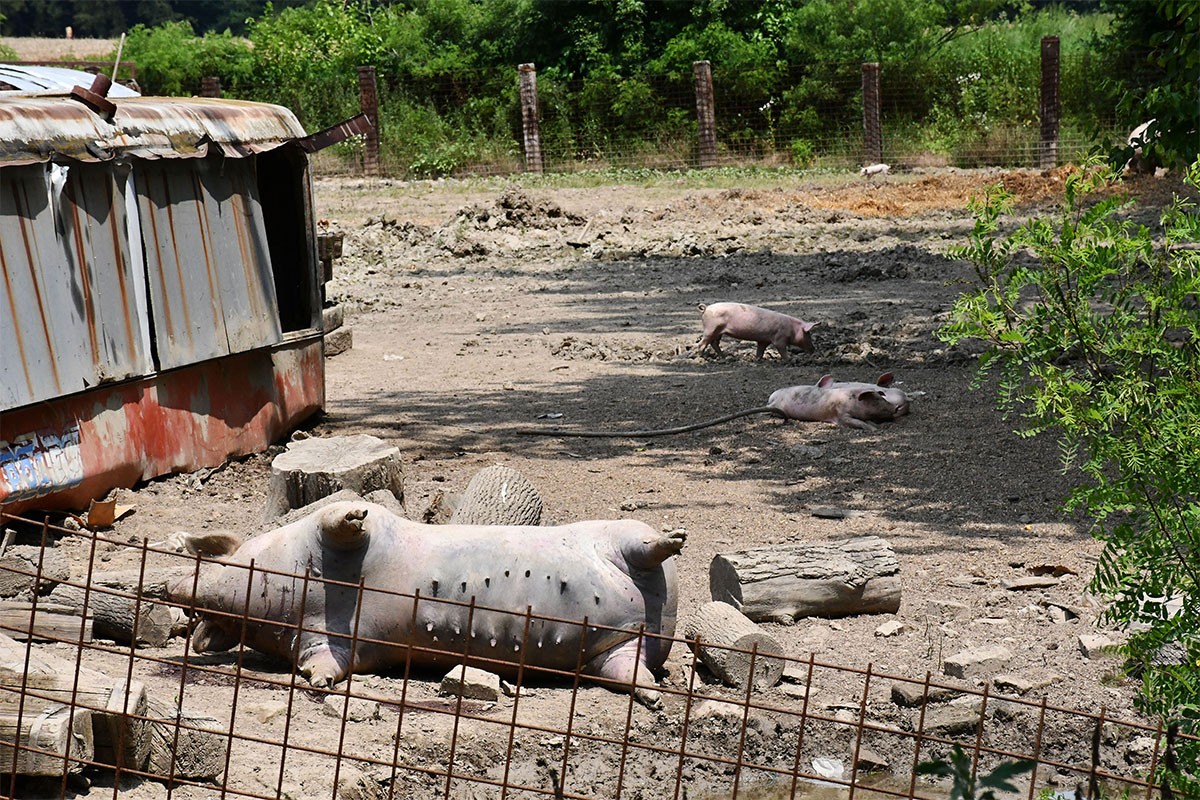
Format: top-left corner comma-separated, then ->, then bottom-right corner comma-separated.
0,511 -> 1193,800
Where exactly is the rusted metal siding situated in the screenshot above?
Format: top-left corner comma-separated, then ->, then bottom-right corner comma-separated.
1,162 -> 154,409
0,337 -> 324,514
136,157 -> 282,369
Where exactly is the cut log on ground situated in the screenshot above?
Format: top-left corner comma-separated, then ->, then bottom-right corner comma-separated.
81,567 -> 198,601
0,546 -> 71,598
0,704 -> 93,777
45,584 -> 174,647
143,697 -> 226,781
709,536 -> 901,624
682,601 -> 786,690
0,632 -> 149,770
265,434 -> 404,520
448,465 -> 543,526
0,601 -> 92,643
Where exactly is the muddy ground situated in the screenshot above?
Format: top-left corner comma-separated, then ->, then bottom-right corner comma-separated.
11,169 -> 1190,800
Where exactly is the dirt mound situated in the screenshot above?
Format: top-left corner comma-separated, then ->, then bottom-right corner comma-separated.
455,186 -> 585,230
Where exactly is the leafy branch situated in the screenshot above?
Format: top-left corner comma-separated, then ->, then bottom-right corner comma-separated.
939,159 -> 1200,793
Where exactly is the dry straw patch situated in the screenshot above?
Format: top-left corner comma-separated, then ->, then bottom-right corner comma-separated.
2,36 -> 116,61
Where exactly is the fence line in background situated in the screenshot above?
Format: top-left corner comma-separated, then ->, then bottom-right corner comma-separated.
0,511 -> 1191,799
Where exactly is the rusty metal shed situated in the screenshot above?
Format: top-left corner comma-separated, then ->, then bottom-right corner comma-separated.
1,91 -> 329,515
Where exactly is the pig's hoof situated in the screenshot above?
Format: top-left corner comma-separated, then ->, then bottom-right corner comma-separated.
635,685 -> 663,710
643,529 -> 686,556
320,505 -> 371,550
626,527 -> 686,568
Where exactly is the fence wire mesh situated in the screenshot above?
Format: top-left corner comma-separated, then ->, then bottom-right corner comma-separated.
0,511 -> 1190,800
309,49 -> 1133,179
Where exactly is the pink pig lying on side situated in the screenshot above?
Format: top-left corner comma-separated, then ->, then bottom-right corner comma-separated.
769,372 -> 909,430
697,302 -> 817,363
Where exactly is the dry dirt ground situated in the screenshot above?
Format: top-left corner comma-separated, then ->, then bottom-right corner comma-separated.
11,169 -> 1190,800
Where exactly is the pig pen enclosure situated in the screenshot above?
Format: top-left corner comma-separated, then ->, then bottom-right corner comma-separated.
2,170 -> 1195,799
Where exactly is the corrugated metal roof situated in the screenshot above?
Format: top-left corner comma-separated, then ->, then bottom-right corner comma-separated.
0,95 -> 307,166
0,64 -> 141,97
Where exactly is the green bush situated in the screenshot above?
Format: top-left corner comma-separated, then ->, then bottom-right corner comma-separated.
939,161 -> 1200,794
124,20 -> 255,97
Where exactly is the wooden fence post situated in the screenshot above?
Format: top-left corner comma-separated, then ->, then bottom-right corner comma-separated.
357,65 -> 380,177
199,77 -> 221,98
518,63 -> 543,174
1039,36 -> 1060,169
861,62 -> 882,166
693,61 -> 718,168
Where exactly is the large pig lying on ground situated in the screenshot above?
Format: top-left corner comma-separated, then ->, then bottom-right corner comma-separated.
168,501 -> 685,707
769,372 -> 909,430
698,302 -> 816,363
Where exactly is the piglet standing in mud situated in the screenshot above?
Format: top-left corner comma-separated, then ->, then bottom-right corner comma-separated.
769,372 -> 909,430
168,501 -> 685,707
698,302 -> 817,363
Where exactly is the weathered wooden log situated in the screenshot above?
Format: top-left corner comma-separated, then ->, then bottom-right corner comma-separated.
682,601 -> 786,690
78,566 -> 198,602
0,546 -> 71,598
0,601 -> 92,644
0,632 -> 149,770
709,536 -> 901,624
448,465 -> 543,526
265,434 -> 404,519
45,584 -> 174,647
0,704 -> 93,777
143,697 -> 226,780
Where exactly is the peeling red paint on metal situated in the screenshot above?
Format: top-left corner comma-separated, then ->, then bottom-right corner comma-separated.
0,337 -> 324,515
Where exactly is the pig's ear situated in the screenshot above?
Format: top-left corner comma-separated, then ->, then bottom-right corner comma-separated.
877,372 -> 895,386
802,321 -> 817,331
858,389 -> 885,401
817,374 -> 835,387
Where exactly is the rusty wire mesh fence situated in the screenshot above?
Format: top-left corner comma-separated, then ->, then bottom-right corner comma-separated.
0,512 -> 1190,800
312,46 -> 1130,179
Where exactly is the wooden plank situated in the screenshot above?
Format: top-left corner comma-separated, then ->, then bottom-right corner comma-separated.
0,601 -> 92,644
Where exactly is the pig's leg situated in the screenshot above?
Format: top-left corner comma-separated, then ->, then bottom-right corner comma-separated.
698,328 -> 724,356
837,415 -> 879,431
191,618 -> 239,653
298,641 -> 352,688
315,505 -> 370,551
755,341 -> 770,361
772,342 -> 793,363
585,641 -> 663,708
622,529 -> 686,569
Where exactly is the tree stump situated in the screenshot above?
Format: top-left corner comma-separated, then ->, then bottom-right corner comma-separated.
265,434 -> 404,520
709,536 -> 901,623
682,601 -> 786,690
143,697 -> 226,780
448,465 -> 543,526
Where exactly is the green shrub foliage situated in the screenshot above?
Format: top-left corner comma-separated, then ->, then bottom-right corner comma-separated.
939,161 -> 1200,793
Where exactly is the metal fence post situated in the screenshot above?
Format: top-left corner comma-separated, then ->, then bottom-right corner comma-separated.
1040,36 -> 1060,169
862,62 -> 882,165
518,63 -> 543,174
357,65 -> 380,177
199,76 -> 221,98
693,60 -> 718,168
